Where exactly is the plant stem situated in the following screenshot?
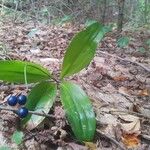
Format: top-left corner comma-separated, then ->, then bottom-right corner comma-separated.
0,105 -> 55,119
51,77 -> 60,84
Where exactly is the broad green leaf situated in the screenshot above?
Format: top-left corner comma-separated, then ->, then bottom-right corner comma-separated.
0,60 -> 50,83
61,22 -> 105,78
60,81 -> 96,141
11,131 -> 24,145
22,82 -> 57,129
117,36 -> 130,48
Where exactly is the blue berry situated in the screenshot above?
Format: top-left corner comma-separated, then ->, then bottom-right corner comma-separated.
17,95 -> 27,105
7,96 -> 17,106
17,107 -> 28,118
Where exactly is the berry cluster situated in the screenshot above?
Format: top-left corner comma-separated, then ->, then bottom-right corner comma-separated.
7,94 -> 28,118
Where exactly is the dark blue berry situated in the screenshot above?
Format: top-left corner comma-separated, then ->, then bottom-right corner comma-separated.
17,107 -> 28,118
17,95 -> 27,105
7,96 -> 17,106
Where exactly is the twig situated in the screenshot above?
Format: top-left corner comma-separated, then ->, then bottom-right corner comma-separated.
141,134 -> 150,141
0,84 -> 34,91
98,50 -> 150,73
0,105 -> 55,119
109,110 -> 150,120
96,129 -> 126,150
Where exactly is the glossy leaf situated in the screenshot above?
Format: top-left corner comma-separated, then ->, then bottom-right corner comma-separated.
61,22 -> 105,78
22,82 -> 57,130
60,81 -> 96,141
0,60 -> 50,83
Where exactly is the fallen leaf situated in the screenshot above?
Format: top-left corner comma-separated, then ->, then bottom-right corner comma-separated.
113,75 -> 128,81
118,87 -> 130,96
68,142 -> 88,150
84,142 -> 97,150
122,133 -> 140,148
138,107 -> 150,119
121,120 -> 140,134
119,114 -> 139,122
138,89 -> 149,96
119,114 -> 141,134
30,48 -> 40,54
99,114 -> 118,126
119,115 -> 141,148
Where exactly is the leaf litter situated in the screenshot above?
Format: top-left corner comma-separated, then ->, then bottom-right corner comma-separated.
0,21 -> 150,149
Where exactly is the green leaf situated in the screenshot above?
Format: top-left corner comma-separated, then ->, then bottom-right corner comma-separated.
22,82 -> 57,129
61,22 -> 105,78
0,60 -> 50,83
117,36 -> 130,48
11,131 -> 24,145
60,81 -> 96,141
0,146 -> 11,150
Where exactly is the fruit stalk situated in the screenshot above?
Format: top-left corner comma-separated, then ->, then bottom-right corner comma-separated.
0,105 -> 55,119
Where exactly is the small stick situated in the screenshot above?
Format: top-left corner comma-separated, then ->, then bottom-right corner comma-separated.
98,50 -> 150,72
0,84 -> 34,91
96,129 -> 126,150
141,134 -> 150,141
0,105 -> 55,119
109,110 -> 150,120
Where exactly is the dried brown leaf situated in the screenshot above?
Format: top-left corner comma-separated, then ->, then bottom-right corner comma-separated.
122,133 -> 140,148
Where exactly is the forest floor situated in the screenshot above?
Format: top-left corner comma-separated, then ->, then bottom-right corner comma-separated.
0,21 -> 150,150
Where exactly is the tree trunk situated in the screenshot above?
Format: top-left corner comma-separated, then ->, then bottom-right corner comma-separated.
117,0 -> 125,32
